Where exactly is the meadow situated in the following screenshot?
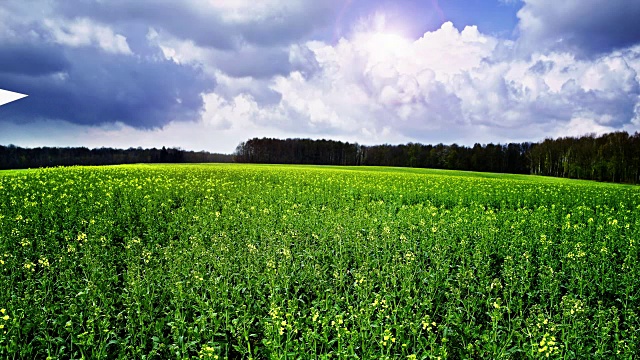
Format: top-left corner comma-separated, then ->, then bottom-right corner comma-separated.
0,164 -> 639,359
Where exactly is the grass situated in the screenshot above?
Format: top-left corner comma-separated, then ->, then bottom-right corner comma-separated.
0,164 -> 639,358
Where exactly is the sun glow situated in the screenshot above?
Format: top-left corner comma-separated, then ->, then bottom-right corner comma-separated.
365,31 -> 411,59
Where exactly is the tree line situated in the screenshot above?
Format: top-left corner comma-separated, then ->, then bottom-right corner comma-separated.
234,132 -> 640,184
0,145 -> 233,170
2,131 -> 638,184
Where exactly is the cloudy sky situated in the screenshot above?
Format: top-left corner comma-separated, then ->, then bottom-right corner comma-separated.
1,0 -> 640,153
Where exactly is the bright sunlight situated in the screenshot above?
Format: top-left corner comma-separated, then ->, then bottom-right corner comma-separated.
366,31 -> 411,58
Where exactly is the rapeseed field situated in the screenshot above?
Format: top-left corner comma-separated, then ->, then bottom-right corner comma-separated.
0,164 -> 638,359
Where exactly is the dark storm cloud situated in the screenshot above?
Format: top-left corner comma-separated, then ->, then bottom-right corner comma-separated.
55,0 -> 340,50
236,2 -> 338,47
55,1 -> 237,50
214,47 -> 292,79
212,43 -> 320,80
0,43 -> 70,76
518,0 -> 640,56
0,43 -> 213,129
0,0 -> 342,129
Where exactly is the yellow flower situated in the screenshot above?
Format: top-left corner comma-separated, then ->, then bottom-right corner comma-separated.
2,315 -> 8,321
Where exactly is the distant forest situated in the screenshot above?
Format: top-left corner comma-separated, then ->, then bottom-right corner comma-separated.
2,131 -> 639,184
234,131 -> 640,184
0,145 -> 233,170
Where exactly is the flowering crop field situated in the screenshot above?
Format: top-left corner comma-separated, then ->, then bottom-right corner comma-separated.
1,164 -> 639,359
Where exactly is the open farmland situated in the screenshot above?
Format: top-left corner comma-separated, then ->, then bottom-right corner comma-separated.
1,164 -> 639,359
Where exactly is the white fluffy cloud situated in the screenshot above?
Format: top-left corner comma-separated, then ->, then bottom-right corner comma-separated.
44,18 -> 132,55
196,20 -> 640,148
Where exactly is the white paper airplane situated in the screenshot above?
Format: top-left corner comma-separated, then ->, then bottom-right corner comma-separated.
0,88 -> 28,107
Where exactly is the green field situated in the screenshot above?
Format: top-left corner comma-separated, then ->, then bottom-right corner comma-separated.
1,164 -> 639,359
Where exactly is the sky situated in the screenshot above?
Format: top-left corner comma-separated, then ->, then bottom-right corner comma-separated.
1,0 -> 640,153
